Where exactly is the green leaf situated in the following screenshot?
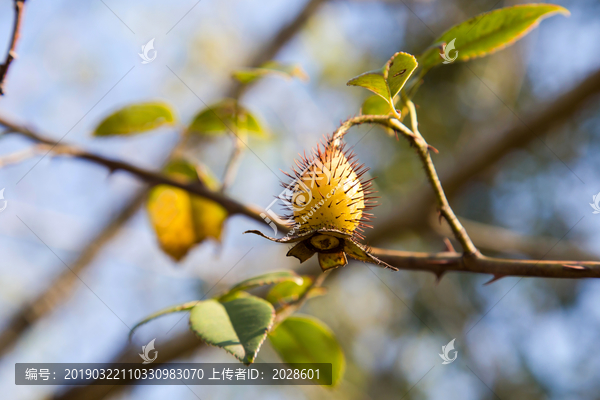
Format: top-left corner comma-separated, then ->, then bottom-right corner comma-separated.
419,4 -> 569,71
163,159 -> 200,181
361,95 -> 393,116
384,52 -> 418,99
347,52 -> 417,103
232,61 -> 308,85
218,290 -> 251,303
266,276 -> 313,306
129,301 -> 198,340
94,102 -> 176,136
187,99 -> 266,138
269,315 -> 345,386
347,70 -> 391,103
189,297 -> 275,365
226,271 -> 303,295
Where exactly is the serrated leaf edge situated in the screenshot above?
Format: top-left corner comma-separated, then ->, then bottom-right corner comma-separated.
188,297 -> 276,365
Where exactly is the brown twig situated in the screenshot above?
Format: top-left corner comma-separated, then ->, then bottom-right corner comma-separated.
370,248 -> 600,279
0,145 -> 47,167
0,0 -> 25,95
389,110 -> 479,255
274,270 -> 331,324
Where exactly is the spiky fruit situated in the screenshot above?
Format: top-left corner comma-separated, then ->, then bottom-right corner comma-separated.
284,138 -> 375,240
292,148 -> 363,235
246,136 -> 394,272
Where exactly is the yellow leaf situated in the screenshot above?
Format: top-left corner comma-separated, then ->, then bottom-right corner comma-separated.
146,160 -> 229,261
147,185 -> 197,261
192,196 -> 228,243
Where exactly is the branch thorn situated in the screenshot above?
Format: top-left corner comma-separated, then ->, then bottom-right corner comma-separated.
563,264 -> 588,270
427,144 -> 439,154
442,237 -> 455,253
483,274 -> 505,285
434,270 -> 445,284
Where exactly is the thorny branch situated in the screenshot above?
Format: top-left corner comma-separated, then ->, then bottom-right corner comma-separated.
0,0 -> 25,95
3,113 -> 600,279
369,67 -> 600,243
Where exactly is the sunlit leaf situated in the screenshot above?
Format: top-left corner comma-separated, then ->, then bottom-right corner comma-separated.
218,290 -> 251,303
347,70 -> 391,103
384,52 -> 418,100
187,99 -> 266,138
189,297 -> 275,365
227,271 -> 303,295
163,159 -> 199,180
268,315 -> 345,385
418,4 -> 569,71
94,102 -> 176,136
266,276 -> 324,307
361,95 -> 393,116
348,52 -> 417,103
232,61 -> 308,84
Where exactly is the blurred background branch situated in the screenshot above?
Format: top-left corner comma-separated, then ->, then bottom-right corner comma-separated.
0,0 -> 24,95
431,214 -> 598,261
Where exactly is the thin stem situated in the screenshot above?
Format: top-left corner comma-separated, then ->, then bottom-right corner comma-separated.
391,108 -> 479,255
331,114 -> 390,146
0,0 -> 25,95
274,270 -> 330,324
0,145 -> 48,167
221,135 -> 245,192
406,100 -> 420,136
